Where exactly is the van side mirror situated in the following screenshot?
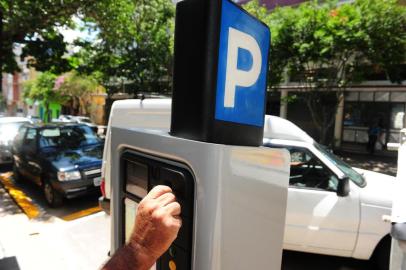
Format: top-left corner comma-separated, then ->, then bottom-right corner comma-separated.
337,177 -> 350,197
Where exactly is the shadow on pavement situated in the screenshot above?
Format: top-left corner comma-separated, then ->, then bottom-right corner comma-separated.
336,151 -> 397,177
0,256 -> 20,270
0,165 -> 101,222
282,251 -> 371,270
0,185 -> 22,217
12,177 -> 101,222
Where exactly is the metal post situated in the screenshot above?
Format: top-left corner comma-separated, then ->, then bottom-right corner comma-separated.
390,128 -> 406,270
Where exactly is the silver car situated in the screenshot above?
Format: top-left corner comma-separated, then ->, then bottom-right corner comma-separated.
0,117 -> 31,164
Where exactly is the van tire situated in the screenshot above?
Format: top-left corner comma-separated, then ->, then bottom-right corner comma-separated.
371,235 -> 391,270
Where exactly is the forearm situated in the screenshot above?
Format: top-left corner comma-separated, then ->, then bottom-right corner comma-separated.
102,243 -> 155,270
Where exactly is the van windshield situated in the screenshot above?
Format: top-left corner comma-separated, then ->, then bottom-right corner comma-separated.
315,143 -> 366,187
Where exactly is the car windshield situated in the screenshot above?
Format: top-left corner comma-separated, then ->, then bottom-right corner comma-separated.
315,143 -> 366,187
39,125 -> 100,149
0,122 -> 26,141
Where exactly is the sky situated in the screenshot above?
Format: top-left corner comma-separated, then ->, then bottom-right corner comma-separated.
58,17 -> 99,53
58,17 -> 98,43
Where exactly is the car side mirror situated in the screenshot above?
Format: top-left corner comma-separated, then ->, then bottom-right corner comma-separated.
337,177 -> 350,197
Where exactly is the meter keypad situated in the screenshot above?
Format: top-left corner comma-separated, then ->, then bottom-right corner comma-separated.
151,167 -> 193,218
121,150 -> 194,270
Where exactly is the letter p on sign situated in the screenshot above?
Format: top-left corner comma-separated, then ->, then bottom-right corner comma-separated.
224,28 -> 262,108
215,0 -> 270,127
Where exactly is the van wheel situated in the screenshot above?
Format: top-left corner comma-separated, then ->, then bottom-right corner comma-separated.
372,235 -> 391,270
43,179 -> 63,208
13,164 -> 22,184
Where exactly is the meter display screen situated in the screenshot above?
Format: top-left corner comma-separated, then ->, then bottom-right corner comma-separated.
125,160 -> 148,198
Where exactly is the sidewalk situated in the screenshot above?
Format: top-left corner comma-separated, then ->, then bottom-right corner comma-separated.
336,151 -> 398,176
0,183 -> 110,270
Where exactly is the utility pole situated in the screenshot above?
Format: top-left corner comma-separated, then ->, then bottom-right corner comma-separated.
387,126 -> 406,270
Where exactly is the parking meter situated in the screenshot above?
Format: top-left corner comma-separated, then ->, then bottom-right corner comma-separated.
108,0 -> 289,269
110,128 -> 289,269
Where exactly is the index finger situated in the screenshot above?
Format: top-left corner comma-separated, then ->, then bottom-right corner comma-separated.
145,185 -> 173,200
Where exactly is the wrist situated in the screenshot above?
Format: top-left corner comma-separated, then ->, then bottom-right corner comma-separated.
126,241 -> 157,270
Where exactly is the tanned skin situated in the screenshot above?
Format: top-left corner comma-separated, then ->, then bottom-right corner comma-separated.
102,185 -> 182,270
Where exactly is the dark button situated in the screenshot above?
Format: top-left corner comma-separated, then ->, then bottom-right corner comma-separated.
159,244 -> 189,270
150,167 -> 194,218
173,217 -> 191,250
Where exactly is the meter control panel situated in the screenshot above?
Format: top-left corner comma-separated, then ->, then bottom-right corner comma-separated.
120,149 -> 195,270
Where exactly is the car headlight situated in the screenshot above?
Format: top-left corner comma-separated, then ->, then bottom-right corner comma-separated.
57,170 -> 81,181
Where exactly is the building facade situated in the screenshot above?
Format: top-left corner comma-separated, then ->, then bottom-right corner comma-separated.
273,80 -> 406,155
1,45 -> 35,116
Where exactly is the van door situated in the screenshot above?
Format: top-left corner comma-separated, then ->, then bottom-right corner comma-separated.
282,146 -> 360,257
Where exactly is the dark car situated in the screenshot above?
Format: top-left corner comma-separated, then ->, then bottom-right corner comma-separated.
12,123 -> 103,207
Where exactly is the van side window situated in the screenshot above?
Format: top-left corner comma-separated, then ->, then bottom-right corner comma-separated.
287,147 -> 338,192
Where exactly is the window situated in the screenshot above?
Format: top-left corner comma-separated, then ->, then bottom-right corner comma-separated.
287,147 -> 338,192
14,126 -> 27,149
391,104 -> 405,129
23,128 -> 37,152
39,125 -> 100,149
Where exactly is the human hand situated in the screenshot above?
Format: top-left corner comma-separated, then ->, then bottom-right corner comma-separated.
129,185 -> 182,265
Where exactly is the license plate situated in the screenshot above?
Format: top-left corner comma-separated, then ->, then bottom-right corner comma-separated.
93,176 -> 102,187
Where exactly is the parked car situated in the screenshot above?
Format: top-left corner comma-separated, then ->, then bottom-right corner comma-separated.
99,99 -> 394,270
71,116 -> 98,133
12,123 -> 103,207
56,114 -> 74,122
55,115 -> 98,133
0,117 -> 31,165
26,115 -> 42,124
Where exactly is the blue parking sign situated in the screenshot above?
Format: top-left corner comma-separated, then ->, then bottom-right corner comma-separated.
215,0 -> 270,127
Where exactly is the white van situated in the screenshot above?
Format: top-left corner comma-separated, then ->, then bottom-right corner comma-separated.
101,98 -> 393,269
99,98 -> 172,212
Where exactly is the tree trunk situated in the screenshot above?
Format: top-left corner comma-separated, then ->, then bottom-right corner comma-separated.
304,91 -> 339,146
0,8 -> 4,96
44,102 -> 50,123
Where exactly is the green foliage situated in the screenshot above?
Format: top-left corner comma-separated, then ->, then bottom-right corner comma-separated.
23,72 -> 67,122
56,71 -> 104,115
75,0 -> 175,93
1,0 -> 96,73
2,0 -> 174,95
244,0 -> 406,144
22,30 -> 71,74
57,71 -> 102,97
244,0 -> 406,87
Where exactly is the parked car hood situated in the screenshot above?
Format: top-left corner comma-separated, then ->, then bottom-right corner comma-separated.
353,168 -> 395,209
44,144 -> 103,170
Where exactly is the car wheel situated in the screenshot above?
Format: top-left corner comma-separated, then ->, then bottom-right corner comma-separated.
43,180 -> 63,208
13,163 -> 22,183
372,236 -> 391,270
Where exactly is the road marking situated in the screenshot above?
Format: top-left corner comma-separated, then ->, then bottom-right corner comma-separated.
0,172 -> 40,219
62,206 -> 102,221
